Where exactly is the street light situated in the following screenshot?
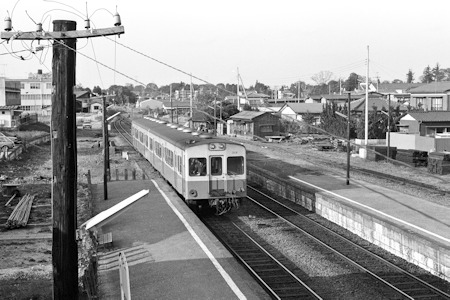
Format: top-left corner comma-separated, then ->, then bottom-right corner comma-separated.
103,96 -> 121,200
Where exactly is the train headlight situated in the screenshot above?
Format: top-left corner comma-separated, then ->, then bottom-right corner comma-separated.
209,143 -> 226,151
189,189 -> 198,197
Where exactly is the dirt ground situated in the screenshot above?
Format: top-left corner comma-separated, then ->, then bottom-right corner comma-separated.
0,127 -> 104,299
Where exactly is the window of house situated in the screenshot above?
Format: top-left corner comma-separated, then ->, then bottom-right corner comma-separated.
20,83 -> 24,89
46,83 -> 52,89
431,98 -> 443,111
30,83 -> 40,89
415,97 -> 425,108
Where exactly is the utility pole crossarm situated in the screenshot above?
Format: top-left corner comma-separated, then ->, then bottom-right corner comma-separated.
1,26 -> 124,40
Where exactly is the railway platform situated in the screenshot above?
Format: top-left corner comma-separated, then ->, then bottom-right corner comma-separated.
91,178 -> 270,300
246,150 -> 450,282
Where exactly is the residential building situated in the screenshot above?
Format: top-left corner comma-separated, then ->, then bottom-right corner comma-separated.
408,82 -> 450,111
375,82 -> 421,103
349,94 -> 408,117
279,103 -> 323,125
390,111 -> 450,152
227,111 -> 281,138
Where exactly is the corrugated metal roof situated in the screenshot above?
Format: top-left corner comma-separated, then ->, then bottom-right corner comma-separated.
406,111 -> 450,122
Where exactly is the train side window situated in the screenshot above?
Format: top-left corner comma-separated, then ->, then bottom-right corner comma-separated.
227,156 -> 244,175
189,158 -> 206,176
149,138 -> 153,151
144,134 -> 148,147
210,157 -> 222,175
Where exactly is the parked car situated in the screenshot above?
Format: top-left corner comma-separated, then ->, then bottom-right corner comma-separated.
82,120 -> 92,129
0,135 -> 15,151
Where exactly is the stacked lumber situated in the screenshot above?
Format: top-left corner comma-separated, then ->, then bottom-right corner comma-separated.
5,194 -> 35,229
366,146 -> 397,161
395,149 -> 428,167
427,152 -> 450,175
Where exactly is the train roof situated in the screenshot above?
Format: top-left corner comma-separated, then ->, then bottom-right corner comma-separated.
132,117 -> 244,150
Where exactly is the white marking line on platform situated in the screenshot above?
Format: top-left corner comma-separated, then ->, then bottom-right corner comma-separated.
151,180 -> 247,300
289,176 -> 450,244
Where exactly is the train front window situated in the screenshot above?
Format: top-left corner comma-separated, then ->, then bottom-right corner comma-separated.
210,157 -> 222,176
227,156 -> 244,175
189,158 -> 207,176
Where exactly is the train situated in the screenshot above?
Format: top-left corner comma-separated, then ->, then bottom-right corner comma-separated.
132,117 -> 247,214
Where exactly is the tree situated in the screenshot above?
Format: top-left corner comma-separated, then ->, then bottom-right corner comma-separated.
406,69 -> 414,83
420,65 -> 434,83
253,80 -> 271,95
432,63 -> 445,82
92,86 -> 102,95
344,73 -> 361,91
311,70 -> 334,85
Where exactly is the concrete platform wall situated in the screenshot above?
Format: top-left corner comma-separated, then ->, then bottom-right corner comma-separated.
247,164 -> 450,282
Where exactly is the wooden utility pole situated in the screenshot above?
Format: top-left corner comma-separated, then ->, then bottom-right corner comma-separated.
51,20 -> 78,299
2,20 -> 124,300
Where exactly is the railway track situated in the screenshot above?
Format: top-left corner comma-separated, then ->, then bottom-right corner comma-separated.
201,215 -> 323,299
245,185 -> 450,299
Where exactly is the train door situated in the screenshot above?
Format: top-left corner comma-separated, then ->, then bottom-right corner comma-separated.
209,156 -> 225,195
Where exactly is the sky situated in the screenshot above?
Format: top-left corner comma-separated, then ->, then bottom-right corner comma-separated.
1,0 -> 450,91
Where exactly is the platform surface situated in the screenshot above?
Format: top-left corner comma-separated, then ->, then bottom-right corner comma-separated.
93,179 -> 270,300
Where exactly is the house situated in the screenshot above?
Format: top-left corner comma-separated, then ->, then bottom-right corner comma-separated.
75,90 -> 91,112
397,111 -> 450,136
162,100 -> 191,115
278,103 -> 323,125
0,106 -> 21,128
308,94 -> 361,106
349,94 -> 408,116
390,111 -> 450,152
191,111 -> 213,132
408,82 -> 450,110
227,111 -> 281,138
375,82 -> 422,103
246,91 -> 271,107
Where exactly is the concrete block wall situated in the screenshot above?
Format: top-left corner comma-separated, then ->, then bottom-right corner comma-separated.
247,164 -> 450,282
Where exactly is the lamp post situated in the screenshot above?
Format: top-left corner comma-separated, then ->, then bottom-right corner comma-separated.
103,96 -> 121,200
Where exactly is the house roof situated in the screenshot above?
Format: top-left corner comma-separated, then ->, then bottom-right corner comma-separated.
192,111 -> 211,122
229,111 -> 269,121
404,111 -> 450,122
376,83 -> 422,94
282,103 -> 323,114
246,91 -> 270,98
74,91 -> 90,98
310,94 -> 361,101
350,97 -> 408,112
408,82 -> 450,94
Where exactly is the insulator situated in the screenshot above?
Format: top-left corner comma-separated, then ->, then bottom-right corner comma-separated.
36,23 -> 43,32
84,19 -> 90,29
4,17 -> 12,32
113,13 -> 121,26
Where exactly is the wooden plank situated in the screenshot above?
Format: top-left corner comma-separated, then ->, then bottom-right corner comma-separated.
1,26 -> 124,40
